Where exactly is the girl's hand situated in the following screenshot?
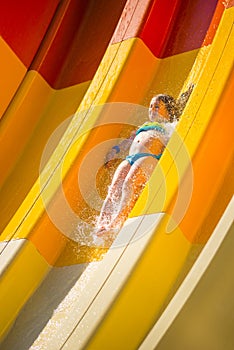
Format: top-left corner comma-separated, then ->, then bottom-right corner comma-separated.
104,131 -> 136,166
104,147 -> 119,165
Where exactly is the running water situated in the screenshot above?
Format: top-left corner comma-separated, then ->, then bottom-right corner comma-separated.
71,215 -> 119,248
71,219 -> 97,246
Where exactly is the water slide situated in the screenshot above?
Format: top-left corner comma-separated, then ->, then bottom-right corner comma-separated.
0,0 -> 233,349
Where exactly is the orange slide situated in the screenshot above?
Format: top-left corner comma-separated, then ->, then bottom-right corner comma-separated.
0,0 -> 233,349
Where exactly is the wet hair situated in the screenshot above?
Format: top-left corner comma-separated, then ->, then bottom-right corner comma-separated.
154,94 -> 179,122
176,83 -> 194,115
153,84 -> 194,122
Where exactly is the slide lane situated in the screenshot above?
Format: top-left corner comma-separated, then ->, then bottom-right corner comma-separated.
0,0 -> 128,341
1,0 -> 233,348
0,0 -> 127,235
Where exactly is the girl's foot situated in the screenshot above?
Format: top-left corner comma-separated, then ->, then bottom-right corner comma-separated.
93,225 -> 119,247
95,225 -> 110,237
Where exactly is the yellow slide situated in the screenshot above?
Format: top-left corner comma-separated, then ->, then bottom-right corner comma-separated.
0,0 -> 233,349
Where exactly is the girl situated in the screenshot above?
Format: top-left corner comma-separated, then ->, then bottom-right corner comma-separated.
96,86 -> 193,236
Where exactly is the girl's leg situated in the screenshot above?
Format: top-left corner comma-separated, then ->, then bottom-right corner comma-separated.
111,156 -> 158,227
96,160 -> 131,229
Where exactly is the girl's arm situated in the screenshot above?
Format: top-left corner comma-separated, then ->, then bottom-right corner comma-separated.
105,130 -> 136,164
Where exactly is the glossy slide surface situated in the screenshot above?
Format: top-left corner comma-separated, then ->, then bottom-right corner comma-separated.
0,0 -> 233,348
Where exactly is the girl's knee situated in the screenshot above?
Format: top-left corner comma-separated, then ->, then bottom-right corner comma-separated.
123,168 -> 148,200
112,161 -> 130,180
122,179 -> 131,197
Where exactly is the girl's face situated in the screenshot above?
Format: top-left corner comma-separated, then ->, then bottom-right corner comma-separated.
148,97 -> 170,122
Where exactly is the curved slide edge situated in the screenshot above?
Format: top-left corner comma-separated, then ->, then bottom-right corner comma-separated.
0,0 -> 60,119
139,196 -> 234,350
0,239 -> 50,342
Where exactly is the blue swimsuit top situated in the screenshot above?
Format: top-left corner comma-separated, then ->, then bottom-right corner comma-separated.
135,122 -> 166,136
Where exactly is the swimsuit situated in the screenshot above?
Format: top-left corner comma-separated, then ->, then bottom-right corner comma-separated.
126,153 -> 162,165
135,121 -> 166,136
126,122 -> 165,165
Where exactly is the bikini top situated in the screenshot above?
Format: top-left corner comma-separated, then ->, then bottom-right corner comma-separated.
135,122 -> 166,136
